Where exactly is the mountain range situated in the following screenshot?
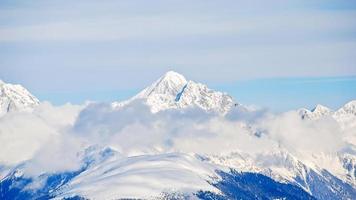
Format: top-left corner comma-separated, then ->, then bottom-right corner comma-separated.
0,72 -> 355,200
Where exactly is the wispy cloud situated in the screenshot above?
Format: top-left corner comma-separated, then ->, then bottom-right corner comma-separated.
0,9 -> 355,42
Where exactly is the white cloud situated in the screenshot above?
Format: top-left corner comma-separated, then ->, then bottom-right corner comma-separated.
23,133 -> 83,176
0,103 -> 83,166
0,112 -> 56,165
71,101 -> 347,158
0,100 -> 350,176
33,101 -> 84,129
258,111 -> 345,153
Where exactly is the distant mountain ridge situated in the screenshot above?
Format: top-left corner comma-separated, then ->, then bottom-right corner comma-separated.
299,101 -> 356,132
299,101 -> 356,120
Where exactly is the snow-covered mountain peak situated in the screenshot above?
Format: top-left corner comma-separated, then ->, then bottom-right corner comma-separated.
336,100 -> 356,116
311,104 -> 332,115
152,70 -> 187,88
297,101 -> 356,131
333,101 -> 356,129
162,70 -> 187,84
135,71 -> 187,100
112,71 -> 236,114
0,80 -> 40,116
299,104 -> 332,120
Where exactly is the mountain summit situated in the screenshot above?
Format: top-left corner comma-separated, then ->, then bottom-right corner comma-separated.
0,80 -> 40,116
335,100 -> 356,116
112,71 -> 236,114
134,71 -> 188,102
300,104 -> 333,119
298,101 -> 356,131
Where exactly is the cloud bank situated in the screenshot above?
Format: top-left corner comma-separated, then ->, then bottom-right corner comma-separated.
0,101 -> 350,177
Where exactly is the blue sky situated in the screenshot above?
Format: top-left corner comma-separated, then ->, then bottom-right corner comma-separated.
0,0 -> 355,111
216,76 -> 356,112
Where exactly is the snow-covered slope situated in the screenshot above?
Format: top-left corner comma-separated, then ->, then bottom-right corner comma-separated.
55,152 -> 218,199
206,149 -> 356,199
0,80 -> 39,116
3,146 -> 355,200
112,71 -> 236,114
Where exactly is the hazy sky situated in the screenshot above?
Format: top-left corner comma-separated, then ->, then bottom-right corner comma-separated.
0,0 -> 355,111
